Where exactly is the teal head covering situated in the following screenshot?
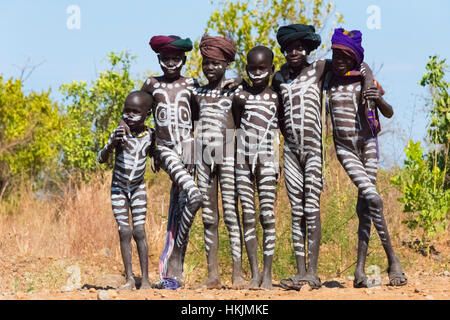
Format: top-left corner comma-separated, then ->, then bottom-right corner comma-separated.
276,24 -> 321,52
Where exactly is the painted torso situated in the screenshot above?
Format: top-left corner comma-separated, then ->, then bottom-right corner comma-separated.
275,61 -> 325,155
142,76 -> 196,152
234,85 -> 279,164
329,76 -> 374,149
192,85 -> 236,152
112,129 -> 153,188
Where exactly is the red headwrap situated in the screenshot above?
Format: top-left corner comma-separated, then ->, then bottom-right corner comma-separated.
149,35 -> 193,55
199,35 -> 236,62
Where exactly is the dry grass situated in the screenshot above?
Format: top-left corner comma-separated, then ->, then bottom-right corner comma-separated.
0,152 -> 448,293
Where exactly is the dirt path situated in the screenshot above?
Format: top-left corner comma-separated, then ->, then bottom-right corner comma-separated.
1,254 -> 449,300
2,275 -> 449,300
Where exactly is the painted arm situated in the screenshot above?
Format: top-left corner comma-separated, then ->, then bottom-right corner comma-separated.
359,62 -> 375,92
97,126 -> 125,163
141,77 -> 154,93
276,93 -> 286,138
231,94 -> 244,129
190,93 -> 200,125
359,64 -> 394,118
363,88 -> 394,118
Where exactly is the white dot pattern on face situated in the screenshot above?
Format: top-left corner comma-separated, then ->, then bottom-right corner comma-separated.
256,95 -> 261,101
154,83 -> 160,88
300,76 -> 307,81
240,95 -> 246,99
162,83 -> 167,88
146,79 -> 151,85
175,83 -> 180,88
264,94 -> 270,100
249,95 -> 254,100
356,85 -> 362,91
347,85 -> 353,91
338,86 -> 344,91
271,94 -> 277,99
168,84 -> 173,89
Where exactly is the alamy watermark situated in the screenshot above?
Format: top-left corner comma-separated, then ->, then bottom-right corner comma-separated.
66,5 -> 81,30
367,5 -> 382,30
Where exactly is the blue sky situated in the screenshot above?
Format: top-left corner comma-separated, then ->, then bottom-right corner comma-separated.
1,0 -> 449,166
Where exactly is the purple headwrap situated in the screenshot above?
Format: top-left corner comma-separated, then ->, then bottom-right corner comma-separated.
331,28 -> 364,65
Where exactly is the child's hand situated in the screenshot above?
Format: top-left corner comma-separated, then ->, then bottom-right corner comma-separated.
111,126 -> 126,146
363,87 -> 382,104
222,77 -> 242,90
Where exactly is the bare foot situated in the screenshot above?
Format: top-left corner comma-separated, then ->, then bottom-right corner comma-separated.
139,279 -> 152,290
388,258 -> 407,286
231,275 -> 247,290
205,277 -> 223,289
353,269 -> 368,288
119,277 -> 136,290
260,276 -> 273,290
249,274 -> 262,290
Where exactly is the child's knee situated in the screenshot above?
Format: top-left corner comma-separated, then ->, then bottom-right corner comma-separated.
259,210 -> 275,227
189,188 -> 203,210
202,214 -> 219,229
119,226 -> 133,241
132,225 -> 146,241
367,193 -> 383,210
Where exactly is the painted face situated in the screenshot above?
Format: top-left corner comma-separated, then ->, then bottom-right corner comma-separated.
202,58 -> 228,84
283,40 -> 308,68
246,51 -> 273,88
122,103 -> 147,129
332,48 -> 357,76
158,53 -> 185,79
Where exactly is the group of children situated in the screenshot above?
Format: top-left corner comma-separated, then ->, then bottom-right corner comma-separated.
98,24 -> 408,291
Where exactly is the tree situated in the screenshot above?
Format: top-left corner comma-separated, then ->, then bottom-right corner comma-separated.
0,76 -> 60,198
420,55 -> 450,188
392,56 -> 450,243
59,52 -> 137,175
185,0 -> 343,80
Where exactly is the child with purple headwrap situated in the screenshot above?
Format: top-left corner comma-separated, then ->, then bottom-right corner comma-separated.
273,23 -> 378,291
327,28 -> 407,288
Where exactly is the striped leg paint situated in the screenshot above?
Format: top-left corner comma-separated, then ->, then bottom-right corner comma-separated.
255,164 -> 278,289
236,162 -> 260,288
335,138 -> 403,286
283,144 -> 307,277
219,157 -> 244,287
157,145 -> 202,284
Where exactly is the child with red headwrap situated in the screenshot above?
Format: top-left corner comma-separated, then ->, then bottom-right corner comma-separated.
140,34 -> 203,290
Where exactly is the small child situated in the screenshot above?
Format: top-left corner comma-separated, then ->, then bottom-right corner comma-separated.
328,28 -> 407,288
98,91 -> 156,290
232,46 -> 280,289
